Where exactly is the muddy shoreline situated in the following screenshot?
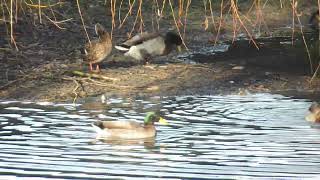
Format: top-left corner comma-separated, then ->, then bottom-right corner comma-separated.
0,56 -> 319,102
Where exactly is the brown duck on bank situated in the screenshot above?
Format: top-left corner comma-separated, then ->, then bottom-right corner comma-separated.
114,32 -> 182,62
84,23 -> 112,72
92,112 -> 168,139
305,102 -> 320,123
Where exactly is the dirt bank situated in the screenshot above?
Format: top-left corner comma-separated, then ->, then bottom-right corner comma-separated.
0,52 -> 319,102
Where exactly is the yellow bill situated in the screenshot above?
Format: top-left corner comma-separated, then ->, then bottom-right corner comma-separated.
159,117 -> 169,125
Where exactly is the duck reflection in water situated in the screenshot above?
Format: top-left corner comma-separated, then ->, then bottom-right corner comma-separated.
92,138 -> 156,149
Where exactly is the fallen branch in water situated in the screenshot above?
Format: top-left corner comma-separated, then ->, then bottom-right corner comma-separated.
72,71 -> 119,81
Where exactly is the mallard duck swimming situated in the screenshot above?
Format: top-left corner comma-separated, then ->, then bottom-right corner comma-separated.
305,102 -> 320,123
309,10 -> 319,30
115,32 -> 182,62
84,23 -> 112,71
92,112 -> 168,139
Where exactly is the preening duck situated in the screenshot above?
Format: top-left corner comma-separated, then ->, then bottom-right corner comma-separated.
115,31 -> 182,62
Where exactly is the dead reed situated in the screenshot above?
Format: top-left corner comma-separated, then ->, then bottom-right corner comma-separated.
0,0 -> 319,80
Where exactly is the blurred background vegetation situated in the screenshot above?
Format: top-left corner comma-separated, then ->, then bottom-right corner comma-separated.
1,0 -> 319,41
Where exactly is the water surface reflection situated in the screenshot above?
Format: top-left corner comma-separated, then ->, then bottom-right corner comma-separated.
0,94 -> 319,179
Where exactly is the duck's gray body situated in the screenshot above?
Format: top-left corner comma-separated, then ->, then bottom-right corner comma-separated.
92,120 -> 156,139
115,32 -> 182,61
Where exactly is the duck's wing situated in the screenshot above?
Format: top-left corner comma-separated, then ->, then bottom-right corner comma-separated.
115,32 -> 160,51
84,40 -> 111,63
124,32 -> 160,46
92,120 -> 142,130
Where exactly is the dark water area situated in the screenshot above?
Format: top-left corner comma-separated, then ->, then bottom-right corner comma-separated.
178,32 -> 320,75
0,94 -> 319,179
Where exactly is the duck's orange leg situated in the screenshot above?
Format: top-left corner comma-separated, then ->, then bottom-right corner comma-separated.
96,64 -> 100,72
89,63 -> 93,71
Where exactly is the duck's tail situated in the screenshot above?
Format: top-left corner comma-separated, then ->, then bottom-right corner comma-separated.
115,45 -> 130,52
92,121 -> 105,133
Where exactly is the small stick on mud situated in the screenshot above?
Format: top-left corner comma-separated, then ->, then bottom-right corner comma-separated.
86,78 -> 131,89
310,63 -> 320,83
72,71 -> 119,81
61,76 -> 81,103
0,79 -> 20,90
72,79 -> 80,104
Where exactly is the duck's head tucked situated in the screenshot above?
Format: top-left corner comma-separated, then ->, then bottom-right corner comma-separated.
95,23 -> 111,42
306,102 -> 320,123
144,112 -> 168,126
164,32 -> 182,51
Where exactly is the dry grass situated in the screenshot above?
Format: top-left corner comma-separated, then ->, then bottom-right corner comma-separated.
0,0 -> 320,80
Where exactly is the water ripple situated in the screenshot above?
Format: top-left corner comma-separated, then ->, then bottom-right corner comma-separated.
0,94 -> 319,179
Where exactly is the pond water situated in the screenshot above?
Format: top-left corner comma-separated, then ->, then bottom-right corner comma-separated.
0,94 -> 319,179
